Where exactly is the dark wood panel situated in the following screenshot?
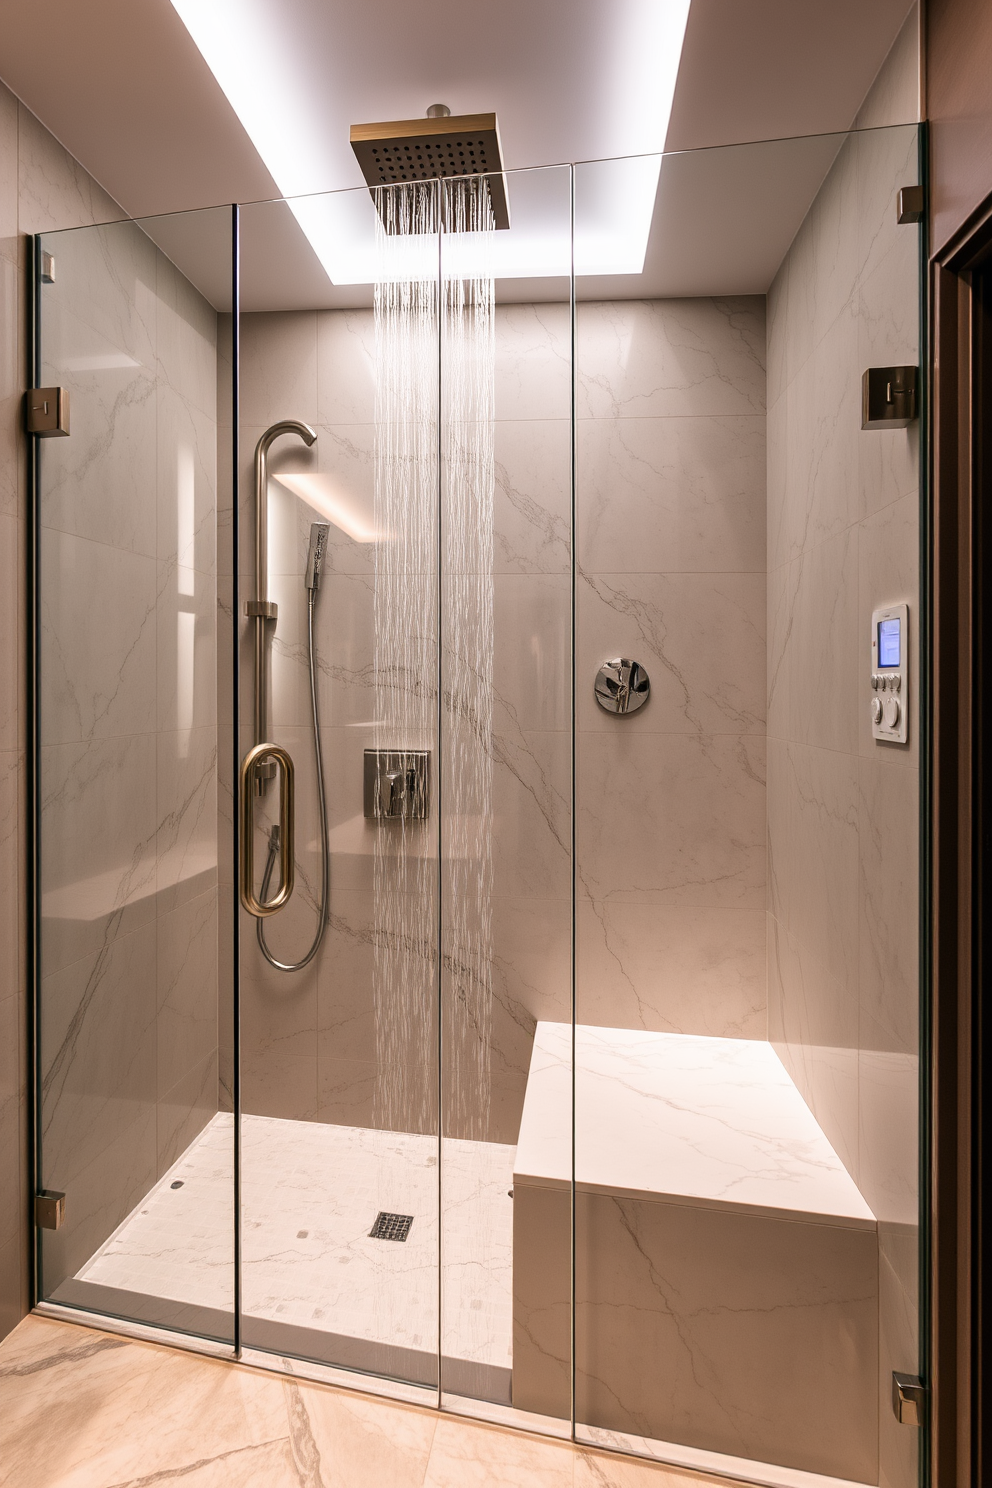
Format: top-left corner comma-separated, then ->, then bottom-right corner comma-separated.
930,201 -> 992,1488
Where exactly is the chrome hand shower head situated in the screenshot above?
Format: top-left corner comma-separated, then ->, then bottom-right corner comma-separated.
305,523 -> 330,592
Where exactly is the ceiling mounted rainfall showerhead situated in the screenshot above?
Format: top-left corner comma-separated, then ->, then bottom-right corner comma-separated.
350,109 -> 510,232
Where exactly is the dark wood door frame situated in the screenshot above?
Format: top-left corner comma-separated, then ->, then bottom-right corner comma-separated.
930,189 -> 992,1488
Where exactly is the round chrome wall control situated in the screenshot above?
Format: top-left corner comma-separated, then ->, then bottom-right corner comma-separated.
883,696 -> 900,728
594,658 -> 650,715
871,674 -> 879,690
871,696 -> 883,724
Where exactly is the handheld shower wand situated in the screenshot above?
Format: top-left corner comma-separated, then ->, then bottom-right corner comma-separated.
305,521 -> 329,592
250,427 -> 331,973
257,522 -> 331,973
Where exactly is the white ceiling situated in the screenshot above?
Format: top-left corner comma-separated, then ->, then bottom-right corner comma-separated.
0,0 -> 918,307
665,0 -> 918,152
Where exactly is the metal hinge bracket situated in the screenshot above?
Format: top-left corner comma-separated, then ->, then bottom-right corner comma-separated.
862,366 -> 918,429
25,387 -> 69,437
35,1190 -> 66,1230
892,1371 -> 927,1426
897,185 -> 924,224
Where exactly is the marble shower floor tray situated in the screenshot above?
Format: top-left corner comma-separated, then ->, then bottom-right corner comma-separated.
60,1113 -> 516,1401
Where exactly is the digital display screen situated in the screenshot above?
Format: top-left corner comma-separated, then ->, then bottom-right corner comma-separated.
878,617 -> 901,668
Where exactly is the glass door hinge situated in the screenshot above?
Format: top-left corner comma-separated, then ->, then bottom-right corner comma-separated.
892,1372 -> 927,1426
25,387 -> 69,437
897,186 -> 924,224
35,1191 -> 66,1230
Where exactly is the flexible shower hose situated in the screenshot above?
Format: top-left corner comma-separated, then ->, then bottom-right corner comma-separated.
256,591 -> 329,971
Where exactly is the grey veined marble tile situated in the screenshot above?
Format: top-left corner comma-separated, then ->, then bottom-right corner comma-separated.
17,103 -> 122,234
578,570 -> 765,736
577,731 -> 765,908
576,297 -> 765,420
578,413 -> 766,575
41,533 -> 158,746
494,302 -> 572,422
576,902 -> 767,1039
239,310 -> 318,428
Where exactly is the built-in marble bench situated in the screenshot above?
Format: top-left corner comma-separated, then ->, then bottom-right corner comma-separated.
512,1023 -> 878,1483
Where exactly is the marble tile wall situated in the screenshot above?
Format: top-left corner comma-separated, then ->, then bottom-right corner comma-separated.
237,303 -> 573,1144
239,294 -> 766,1146
575,298 -> 767,1041
765,77 -> 920,1488
0,81 -> 126,1339
572,1191 -> 877,1480
16,186 -> 222,1287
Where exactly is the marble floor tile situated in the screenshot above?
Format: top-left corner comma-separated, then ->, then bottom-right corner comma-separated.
291,1374 -> 438,1487
0,1316 -> 286,1488
0,1314 -> 769,1488
137,1439 -> 302,1487
424,1414 -> 574,1488
573,1448 -> 724,1488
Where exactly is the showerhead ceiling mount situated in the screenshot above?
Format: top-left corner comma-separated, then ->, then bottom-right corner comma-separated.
350,111 -> 510,231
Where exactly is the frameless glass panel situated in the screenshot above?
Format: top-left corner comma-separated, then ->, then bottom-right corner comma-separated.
437,162 -> 573,1422
573,125 -> 921,1488
236,165 -> 579,1411
32,121 -> 924,1478
236,185 -> 441,1392
35,206 -> 236,1344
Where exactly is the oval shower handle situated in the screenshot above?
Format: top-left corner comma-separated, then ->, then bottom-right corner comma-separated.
240,742 -> 295,917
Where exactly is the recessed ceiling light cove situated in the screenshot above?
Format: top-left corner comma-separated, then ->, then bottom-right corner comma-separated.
168,0 -> 690,282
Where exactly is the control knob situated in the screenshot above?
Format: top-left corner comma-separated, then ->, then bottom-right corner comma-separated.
883,695 -> 900,729
871,696 -> 883,725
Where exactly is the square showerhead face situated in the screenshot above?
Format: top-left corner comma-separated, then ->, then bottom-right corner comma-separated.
350,112 -> 510,232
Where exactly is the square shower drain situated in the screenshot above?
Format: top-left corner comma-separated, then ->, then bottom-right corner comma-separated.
369,1211 -> 414,1242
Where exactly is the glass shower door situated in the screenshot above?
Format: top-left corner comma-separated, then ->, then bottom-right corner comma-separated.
572,126 -> 923,1488
235,163 -> 576,1416
236,186 -> 443,1390
437,162 -> 573,1418
33,206 -> 237,1343
30,128 -> 925,1485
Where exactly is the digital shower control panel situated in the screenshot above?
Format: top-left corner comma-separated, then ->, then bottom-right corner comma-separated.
870,603 -> 908,744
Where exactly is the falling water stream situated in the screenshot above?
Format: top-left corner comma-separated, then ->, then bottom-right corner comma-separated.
372,182 -> 442,1141
372,178 -> 496,1147
438,181 -> 496,1145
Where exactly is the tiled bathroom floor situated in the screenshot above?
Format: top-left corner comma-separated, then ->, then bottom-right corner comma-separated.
0,1313 -> 729,1488
74,1114 -> 516,1382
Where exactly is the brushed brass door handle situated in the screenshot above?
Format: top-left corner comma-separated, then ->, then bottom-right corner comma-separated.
240,742 -> 295,916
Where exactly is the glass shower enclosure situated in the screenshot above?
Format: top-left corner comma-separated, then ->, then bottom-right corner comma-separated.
30,125 -> 925,1488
